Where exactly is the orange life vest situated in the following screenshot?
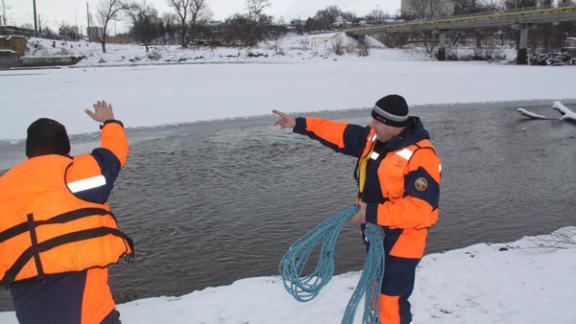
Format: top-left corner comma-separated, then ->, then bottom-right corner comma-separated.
0,154 -> 133,286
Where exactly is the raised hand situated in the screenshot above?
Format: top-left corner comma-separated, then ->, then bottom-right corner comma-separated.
85,100 -> 115,123
272,109 -> 296,129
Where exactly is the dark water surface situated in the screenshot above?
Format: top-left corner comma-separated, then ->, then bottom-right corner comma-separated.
1,100 -> 575,311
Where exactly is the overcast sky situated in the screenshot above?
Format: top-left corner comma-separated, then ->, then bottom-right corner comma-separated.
4,0 -> 401,32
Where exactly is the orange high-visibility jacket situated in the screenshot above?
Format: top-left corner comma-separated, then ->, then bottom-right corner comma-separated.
0,124 -> 133,286
358,129 -> 441,229
294,116 -> 442,230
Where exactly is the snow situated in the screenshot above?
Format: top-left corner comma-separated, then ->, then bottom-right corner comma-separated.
518,100 -> 576,121
1,33 -> 575,141
517,107 -> 550,119
0,227 -> 574,323
553,100 -> 576,121
22,33 -> 392,67
1,33 -> 575,323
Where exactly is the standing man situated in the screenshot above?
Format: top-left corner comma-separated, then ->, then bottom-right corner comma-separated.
273,95 -> 441,324
0,101 -> 134,324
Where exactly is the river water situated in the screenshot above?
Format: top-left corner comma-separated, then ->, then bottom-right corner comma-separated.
0,100 -> 575,311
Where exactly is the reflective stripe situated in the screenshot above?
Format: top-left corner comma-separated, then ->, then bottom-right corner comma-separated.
370,152 -> 380,160
372,105 -> 409,122
395,148 -> 414,160
439,164 -> 442,173
67,176 -> 106,193
370,134 -> 378,141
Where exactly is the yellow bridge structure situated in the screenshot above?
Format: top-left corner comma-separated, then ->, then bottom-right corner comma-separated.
345,5 -> 576,64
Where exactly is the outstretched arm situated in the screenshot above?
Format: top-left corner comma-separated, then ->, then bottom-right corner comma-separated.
273,109 -> 370,158
85,100 -> 128,167
65,101 -> 129,204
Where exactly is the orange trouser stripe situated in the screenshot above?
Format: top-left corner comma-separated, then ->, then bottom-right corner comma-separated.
380,294 -> 401,324
81,268 -> 115,324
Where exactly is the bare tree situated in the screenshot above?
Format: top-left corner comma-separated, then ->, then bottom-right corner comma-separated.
245,0 -> 270,21
242,0 -> 272,46
97,0 -> 127,53
59,23 -> 81,41
315,5 -> 342,30
190,0 -> 210,25
128,2 -> 161,52
367,8 -> 389,24
160,13 -> 178,44
189,0 -> 212,43
168,0 -> 192,47
368,9 -> 387,19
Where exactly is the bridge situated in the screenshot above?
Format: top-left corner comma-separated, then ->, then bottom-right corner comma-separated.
345,5 -> 576,64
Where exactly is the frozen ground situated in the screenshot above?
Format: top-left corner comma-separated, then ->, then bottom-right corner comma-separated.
0,227 -> 574,323
1,54 -> 575,140
1,32 -> 575,324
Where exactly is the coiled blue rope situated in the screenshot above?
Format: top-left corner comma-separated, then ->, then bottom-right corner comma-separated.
279,206 -> 386,324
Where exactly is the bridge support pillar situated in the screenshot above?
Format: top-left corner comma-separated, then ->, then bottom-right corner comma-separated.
436,31 -> 447,61
517,25 -> 529,65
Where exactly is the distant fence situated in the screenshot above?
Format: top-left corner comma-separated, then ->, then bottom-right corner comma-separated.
0,26 -> 34,37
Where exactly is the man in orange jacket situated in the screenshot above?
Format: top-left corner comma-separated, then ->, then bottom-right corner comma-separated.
273,95 -> 441,324
0,101 -> 133,324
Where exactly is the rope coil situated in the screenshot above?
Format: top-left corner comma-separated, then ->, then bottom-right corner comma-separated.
279,206 -> 386,324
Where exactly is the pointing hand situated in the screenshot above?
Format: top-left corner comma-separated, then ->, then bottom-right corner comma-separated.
272,109 -> 296,129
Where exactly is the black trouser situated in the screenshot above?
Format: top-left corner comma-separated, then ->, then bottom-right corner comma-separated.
11,271 -> 121,324
361,225 -> 420,324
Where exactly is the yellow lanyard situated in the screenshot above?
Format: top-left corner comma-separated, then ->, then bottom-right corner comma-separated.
358,140 -> 377,194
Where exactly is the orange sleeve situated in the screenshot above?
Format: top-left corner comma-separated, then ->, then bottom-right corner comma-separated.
303,117 -> 348,149
293,117 -> 370,157
100,121 -> 128,168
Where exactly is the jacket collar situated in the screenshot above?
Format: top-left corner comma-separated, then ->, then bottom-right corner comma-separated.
380,116 -> 430,152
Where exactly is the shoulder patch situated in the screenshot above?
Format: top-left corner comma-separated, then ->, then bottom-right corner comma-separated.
414,177 -> 429,192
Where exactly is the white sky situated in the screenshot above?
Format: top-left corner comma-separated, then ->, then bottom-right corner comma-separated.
3,0 -> 401,32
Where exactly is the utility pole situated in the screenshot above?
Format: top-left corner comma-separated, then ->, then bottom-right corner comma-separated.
86,2 -> 91,42
33,0 -> 38,36
74,4 -> 79,37
1,0 -> 7,26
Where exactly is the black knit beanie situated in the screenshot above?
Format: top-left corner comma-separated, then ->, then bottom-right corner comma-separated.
371,95 -> 410,127
26,118 -> 71,158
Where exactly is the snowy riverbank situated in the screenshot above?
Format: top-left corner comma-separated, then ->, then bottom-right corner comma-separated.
1,32 -> 575,324
1,58 -> 576,141
1,226 -> 574,323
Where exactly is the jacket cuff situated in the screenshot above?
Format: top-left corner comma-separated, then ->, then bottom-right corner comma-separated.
293,117 -> 307,134
366,203 -> 379,225
100,120 -> 124,129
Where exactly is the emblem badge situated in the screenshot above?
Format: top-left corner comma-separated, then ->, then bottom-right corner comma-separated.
415,177 -> 429,191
